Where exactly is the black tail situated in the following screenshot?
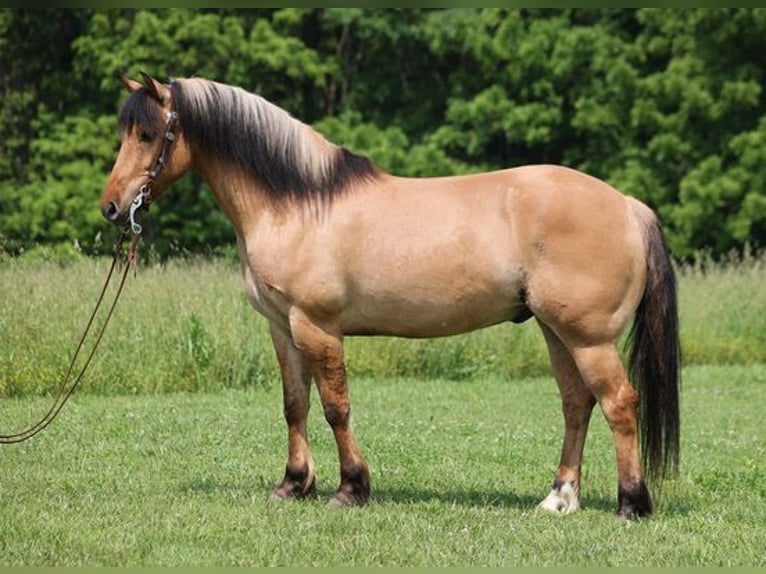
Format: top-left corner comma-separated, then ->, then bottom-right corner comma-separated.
626,213 -> 681,486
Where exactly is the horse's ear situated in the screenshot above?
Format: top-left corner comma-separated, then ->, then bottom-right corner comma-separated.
140,72 -> 170,103
118,73 -> 143,93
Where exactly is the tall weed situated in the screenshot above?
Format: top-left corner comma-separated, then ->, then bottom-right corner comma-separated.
678,249 -> 765,365
1,251 -> 763,397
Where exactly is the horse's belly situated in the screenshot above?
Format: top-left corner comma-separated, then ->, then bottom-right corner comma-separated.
341,278 -> 527,337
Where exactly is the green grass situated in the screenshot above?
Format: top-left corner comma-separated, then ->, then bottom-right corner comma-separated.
0,249 -> 764,564
677,250 -> 766,365
0,251 -> 764,397
0,365 -> 764,566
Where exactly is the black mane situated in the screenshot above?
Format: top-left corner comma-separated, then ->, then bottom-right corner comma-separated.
118,88 -> 164,136
118,79 -> 379,201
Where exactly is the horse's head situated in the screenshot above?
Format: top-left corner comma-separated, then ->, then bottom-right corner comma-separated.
100,74 -> 192,228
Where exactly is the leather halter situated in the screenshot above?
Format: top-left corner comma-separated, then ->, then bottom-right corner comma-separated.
129,109 -> 178,235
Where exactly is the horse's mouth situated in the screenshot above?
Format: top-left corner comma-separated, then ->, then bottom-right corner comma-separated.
101,188 -> 151,235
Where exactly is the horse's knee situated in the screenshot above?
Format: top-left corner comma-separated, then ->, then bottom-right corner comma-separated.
283,395 -> 309,425
322,399 -> 350,428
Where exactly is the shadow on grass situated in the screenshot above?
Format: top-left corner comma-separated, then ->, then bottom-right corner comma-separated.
178,477 -> 690,517
368,486 -> 691,517
370,485 -> 616,513
178,476 -> 272,497
178,477 -> 615,513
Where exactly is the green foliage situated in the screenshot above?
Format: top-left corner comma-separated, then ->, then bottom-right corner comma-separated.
315,111 -> 470,177
0,113 -> 115,253
1,9 -> 765,259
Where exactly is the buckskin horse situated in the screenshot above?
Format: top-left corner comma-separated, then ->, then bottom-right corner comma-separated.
100,74 -> 680,519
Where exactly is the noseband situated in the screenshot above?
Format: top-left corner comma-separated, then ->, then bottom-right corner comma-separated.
128,109 -> 178,235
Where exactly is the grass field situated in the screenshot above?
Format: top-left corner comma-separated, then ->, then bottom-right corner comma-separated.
1,365 -> 764,566
0,251 -> 765,565
0,250 -> 764,396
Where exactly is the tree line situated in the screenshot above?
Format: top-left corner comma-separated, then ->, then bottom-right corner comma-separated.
1,8 -> 764,260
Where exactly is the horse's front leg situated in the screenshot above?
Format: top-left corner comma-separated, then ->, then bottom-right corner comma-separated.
289,309 -> 370,507
268,322 -> 317,501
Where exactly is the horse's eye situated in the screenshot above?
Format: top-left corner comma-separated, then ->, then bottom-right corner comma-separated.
139,129 -> 155,143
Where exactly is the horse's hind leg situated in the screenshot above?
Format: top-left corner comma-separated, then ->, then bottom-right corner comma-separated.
268,323 -> 317,501
538,322 -> 597,514
570,343 -> 653,519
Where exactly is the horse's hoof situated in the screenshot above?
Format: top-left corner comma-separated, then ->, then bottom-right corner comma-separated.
617,504 -> 652,521
268,473 -> 316,501
617,480 -> 653,520
327,487 -> 369,508
538,481 -> 580,515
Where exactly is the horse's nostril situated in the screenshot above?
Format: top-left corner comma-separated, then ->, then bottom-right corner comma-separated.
102,201 -> 119,222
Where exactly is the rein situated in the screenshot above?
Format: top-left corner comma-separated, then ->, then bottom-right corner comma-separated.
0,109 -> 178,444
0,233 -> 139,444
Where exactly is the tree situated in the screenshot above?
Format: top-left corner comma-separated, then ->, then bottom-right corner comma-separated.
1,9 -> 764,259
0,9 -> 91,253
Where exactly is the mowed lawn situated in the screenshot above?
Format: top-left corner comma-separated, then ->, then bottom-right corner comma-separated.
1,364 -> 764,566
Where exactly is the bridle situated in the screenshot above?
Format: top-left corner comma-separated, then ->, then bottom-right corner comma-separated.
0,104 -> 179,444
128,108 -> 178,235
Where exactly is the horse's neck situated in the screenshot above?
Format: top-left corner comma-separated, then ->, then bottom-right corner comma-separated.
195,158 -> 272,237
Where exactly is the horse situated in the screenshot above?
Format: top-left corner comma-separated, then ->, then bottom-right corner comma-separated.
100,74 -> 680,519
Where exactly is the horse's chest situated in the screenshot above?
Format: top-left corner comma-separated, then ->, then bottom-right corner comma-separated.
242,267 -> 291,328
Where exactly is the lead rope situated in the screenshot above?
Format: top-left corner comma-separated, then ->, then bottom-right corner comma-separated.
0,231 -> 140,444
2,104 -> 176,444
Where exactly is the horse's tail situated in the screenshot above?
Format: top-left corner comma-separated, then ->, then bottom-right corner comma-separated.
626,199 -> 681,486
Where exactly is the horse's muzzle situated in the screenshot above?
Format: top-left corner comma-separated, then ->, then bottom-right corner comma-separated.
101,201 -> 123,223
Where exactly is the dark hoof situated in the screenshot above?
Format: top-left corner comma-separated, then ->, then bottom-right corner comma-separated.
268,467 -> 316,501
327,464 -> 370,508
617,480 -> 653,520
327,486 -> 369,508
